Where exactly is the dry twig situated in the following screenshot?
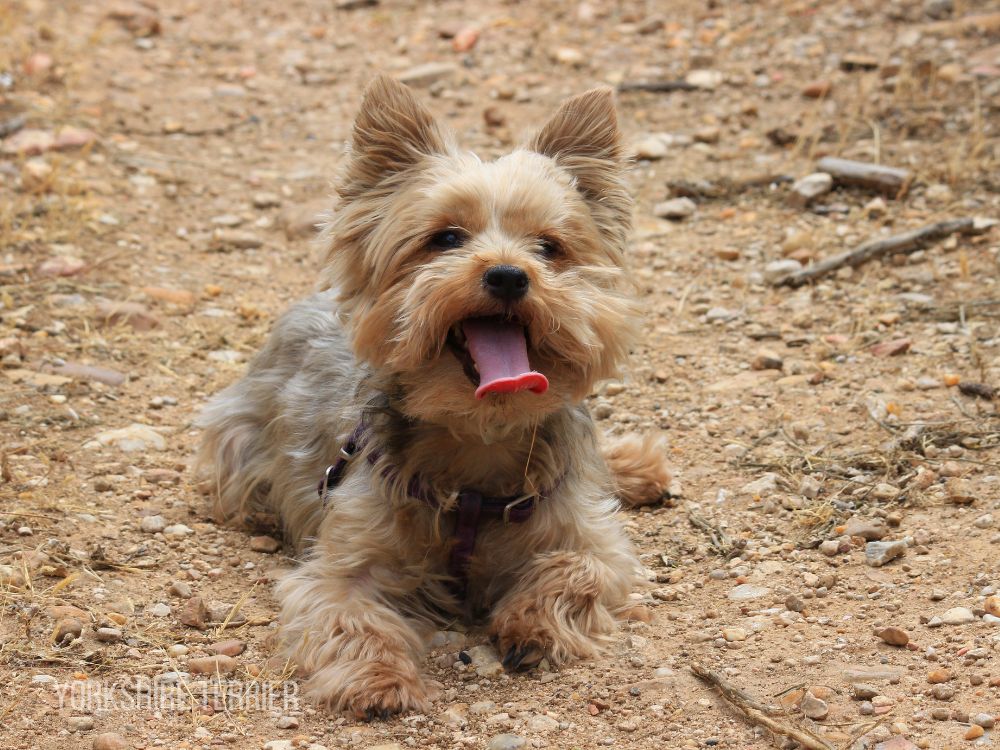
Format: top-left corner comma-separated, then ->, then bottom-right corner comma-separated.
690,664 -> 835,750
779,218 -> 996,287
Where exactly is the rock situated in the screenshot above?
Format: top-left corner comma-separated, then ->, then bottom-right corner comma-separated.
68,716 -> 95,731
844,517 -> 887,541
163,524 -> 193,538
685,69 -> 723,90
211,229 -> 262,250
139,515 -> 166,533
148,603 -> 171,617
1,129 -> 55,156
944,479 -> 976,505
931,683 -> 955,701
788,172 -> 833,208
634,136 -> 668,160
741,473 -> 779,497
107,2 -> 161,36
168,580 -> 192,598
653,197 -> 696,220
852,683 -> 879,700
819,540 -> 840,556
802,80 -> 833,98
86,423 -> 166,452
939,607 -> 974,625
870,339 -> 911,357
53,126 -> 98,151
92,732 -> 129,750
465,644 -> 503,677
877,627 -> 909,647
764,259 -> 803,285
800,691 -> 829,720
96,627 -> 123,642
250,535 -> 281,553
722,627 -> 747,642
971,713 -> 995,728
553,47 -> 584,66
397,62 -> 457,87
252,192 -> 281,209
179,597 -> 209,629
923,0 -> 953,19
208,639 -> 246,656
965,725 -> 985,740
470,701 -> 497,716
865,540 -> 907,567
974,513 -> 994,529
525,714 -> 559,732
486,735 -> 526,750
143,468 -> 182,485
94,301 -> 160,331
728,584 -> 770,601
50,361 -> 127,386
142,287 -> 195,307
38,256 -> 86,277
53,618 -> 83,643
927,668 -> 951,683
275,715 -> 299,729
873,738 -> 918,750
452,26 -> 479,52
751,353 -> 783,371
870,483 -> 901,500
984,595 -> 1000,617
188,655 -> 238,675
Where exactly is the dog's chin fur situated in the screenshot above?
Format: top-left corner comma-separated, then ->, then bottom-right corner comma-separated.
196,75 -> 671,717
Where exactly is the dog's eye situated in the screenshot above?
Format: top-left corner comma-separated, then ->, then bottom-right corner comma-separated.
429,229 -> 466,250
538,237 -> 561,257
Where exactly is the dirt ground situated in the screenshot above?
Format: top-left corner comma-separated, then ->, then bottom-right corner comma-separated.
2,0 -> 1000,748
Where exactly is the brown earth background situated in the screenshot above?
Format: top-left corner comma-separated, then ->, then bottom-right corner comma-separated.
2,0 -> 1000,749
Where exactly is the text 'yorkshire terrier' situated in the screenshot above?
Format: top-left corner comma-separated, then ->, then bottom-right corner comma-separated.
198,75 -> 672,717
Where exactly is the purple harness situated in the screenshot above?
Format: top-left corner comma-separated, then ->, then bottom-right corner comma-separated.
317,421 -> 544,597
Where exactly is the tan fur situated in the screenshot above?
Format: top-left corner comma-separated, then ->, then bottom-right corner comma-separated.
197,75 -> 671,717
602,433 -> 674,507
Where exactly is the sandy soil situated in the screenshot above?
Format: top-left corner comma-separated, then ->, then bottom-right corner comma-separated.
2,1 -> 999,749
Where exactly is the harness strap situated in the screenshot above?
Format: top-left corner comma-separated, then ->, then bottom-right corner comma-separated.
317,419 -> 545,598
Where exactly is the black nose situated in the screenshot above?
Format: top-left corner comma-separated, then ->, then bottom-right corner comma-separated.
483,265 -> 529,302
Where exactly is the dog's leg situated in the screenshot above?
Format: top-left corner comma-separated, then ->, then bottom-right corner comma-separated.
489,546 -> 633,672
277,557 -> 432,717
602,433 -> 672,507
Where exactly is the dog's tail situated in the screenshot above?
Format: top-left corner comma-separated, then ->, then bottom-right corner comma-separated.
602,433 -> 673,507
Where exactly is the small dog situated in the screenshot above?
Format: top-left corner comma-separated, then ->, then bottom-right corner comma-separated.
197,75 -> 671,716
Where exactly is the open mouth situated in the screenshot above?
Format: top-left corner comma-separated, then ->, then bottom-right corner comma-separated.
446,316 -> 549,400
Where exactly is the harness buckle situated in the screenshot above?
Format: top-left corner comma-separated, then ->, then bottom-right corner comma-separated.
503,493 -> 536,525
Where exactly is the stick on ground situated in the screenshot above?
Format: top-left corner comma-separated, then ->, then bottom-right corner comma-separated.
778,218 -> 996,287
690,663 -> 835,750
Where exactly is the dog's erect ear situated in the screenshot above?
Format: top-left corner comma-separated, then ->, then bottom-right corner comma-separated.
341,75 -> 448,195
530,88 -> 631,253
530,88 -> 625,193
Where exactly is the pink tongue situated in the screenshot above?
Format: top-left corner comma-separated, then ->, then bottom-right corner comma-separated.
462,318 -> 549,399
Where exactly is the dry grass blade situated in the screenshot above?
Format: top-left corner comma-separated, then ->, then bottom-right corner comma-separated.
690,664 -> 835,750
687,510 -> 744,559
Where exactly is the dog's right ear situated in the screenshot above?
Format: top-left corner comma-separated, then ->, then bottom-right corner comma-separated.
340,75 -> 449,197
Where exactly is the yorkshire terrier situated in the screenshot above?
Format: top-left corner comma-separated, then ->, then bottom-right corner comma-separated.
197,75 -> 671,717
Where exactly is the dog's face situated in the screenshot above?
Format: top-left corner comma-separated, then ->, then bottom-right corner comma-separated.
322,76 -> 637,435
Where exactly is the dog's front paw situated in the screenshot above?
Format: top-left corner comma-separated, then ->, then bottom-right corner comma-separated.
305,658 -> 432,718
499,639 -> 547,672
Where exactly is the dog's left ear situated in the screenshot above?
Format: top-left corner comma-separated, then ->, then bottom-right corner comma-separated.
530,87 -> 625,195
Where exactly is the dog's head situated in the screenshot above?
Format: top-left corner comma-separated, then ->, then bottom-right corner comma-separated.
323,75 -> 637,435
